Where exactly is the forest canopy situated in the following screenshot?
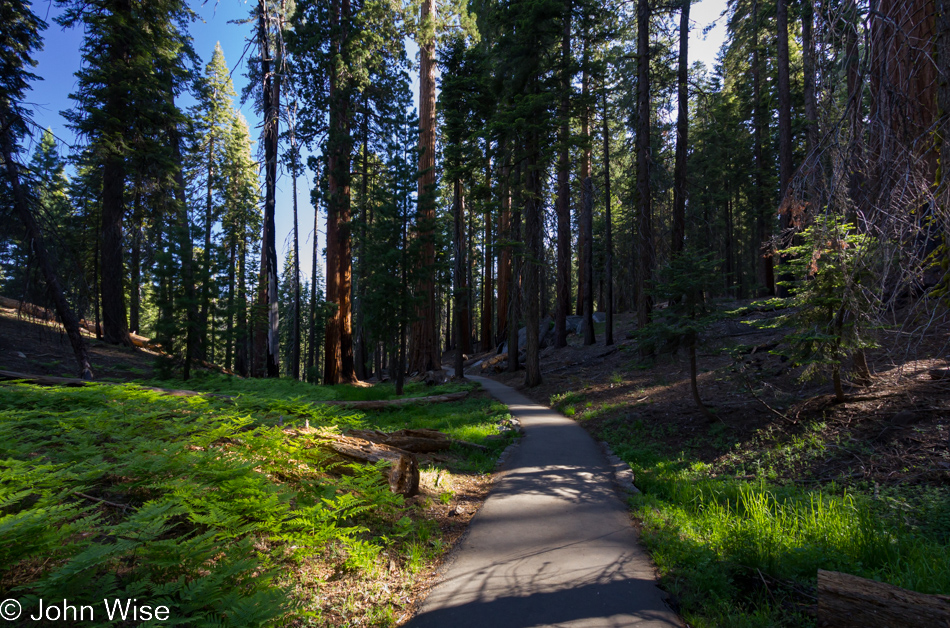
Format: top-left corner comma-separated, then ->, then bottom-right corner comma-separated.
0,0 -> 947,390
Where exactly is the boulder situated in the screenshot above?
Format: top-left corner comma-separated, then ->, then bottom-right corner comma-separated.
566,315 -> 583,334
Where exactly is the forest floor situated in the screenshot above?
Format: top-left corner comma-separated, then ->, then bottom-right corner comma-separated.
0,304 -> 158,379
469,303 -> 950,627
0,307 -> 517,627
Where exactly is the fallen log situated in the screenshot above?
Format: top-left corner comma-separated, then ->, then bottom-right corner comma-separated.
295,431 -> 419,496
0,370 -> 88,387
345,428 -> 490,453
0,296 -> 55,320
481,353 -> 507,372
817,569 -> 950,628
321,390 -> 469,409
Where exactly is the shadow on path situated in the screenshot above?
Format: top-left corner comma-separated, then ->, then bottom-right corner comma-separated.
407,375 -> 682,628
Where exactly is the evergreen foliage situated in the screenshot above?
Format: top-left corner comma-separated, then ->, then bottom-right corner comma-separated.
753,215 -> 878,401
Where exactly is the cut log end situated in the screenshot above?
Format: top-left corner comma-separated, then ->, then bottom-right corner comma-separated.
313,432 -> 421,496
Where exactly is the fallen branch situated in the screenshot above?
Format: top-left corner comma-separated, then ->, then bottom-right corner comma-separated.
74,491 -> 130,511
321,390 -> 470,409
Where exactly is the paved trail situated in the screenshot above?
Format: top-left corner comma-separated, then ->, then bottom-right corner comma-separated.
408,375 -> 682,628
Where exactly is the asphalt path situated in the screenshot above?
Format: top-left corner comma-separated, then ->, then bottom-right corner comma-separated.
407,374 -> 683,628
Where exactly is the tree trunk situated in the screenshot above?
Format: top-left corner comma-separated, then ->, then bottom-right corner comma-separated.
582,175 -> 595,345
236,214 -> 249,377
497,163 -> 511,345
480,161 -> 493,351
577,38 -> 590,317
225,234 -> 236,371
99,0 -> 131,347
939,0 -> 950,194
689,340 -> 712,418
524,140 -> 542,387
603,91 -> 614,346
671,0 -> 689,257
129,210 -> 141,335
100,153 -> 129,346
752,0 -> 774,296
307,175 -> 320,383
1,119 -> 93,379
636,0 -> 654,333
555,0 -> 572,349
453,178 -> 467,379
802,0 -> 818,158
776,0 -> 794,298
507,162 -> 522,373
257,0 -> 280,378
354,107 -> 369,381
324,0 -> 353,384
292,109 -> 301,381
170,120 -> 200,380
410,0 -> 441,374
201,134 -> 214,359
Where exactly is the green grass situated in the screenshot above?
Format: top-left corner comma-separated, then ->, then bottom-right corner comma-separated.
0,378 -> 511,626
594,418 -> 950,627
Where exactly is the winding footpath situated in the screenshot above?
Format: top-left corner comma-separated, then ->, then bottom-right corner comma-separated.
408,375 -> 682,628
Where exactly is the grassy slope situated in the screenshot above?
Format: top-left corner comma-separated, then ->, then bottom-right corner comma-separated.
0,376 -> 515,626
556,395 -> 950,628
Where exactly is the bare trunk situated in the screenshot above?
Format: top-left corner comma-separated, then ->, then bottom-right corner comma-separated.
454,179 -> 467,378
555,0 -> 572,348
636,0 -> 653,332
497,163 -> 511,346
257,0 -> 280,378
129,211 -> 141,334
170,119 -> 200,380
603,91 -> 614,346
524,140 -> 542,388
577,40 -> 590,317
507,162 -> 522,373
582,176 -> 595,345
802,1 -> 818,158
752,0 -> 774,296
480,161 -> 493,350
689,341 -> 712,418
776,0 -> 793,298
308,178 -> 320,383
201,135 -> 214,358
236,214 -> 249,377
225,234 -> 236,371
671,0 -> 689,257
410,0 -> 441,374
292,110 -> 301,381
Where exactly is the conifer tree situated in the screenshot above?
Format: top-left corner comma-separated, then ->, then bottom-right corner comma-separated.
190,42 -> 237,361
59,0 -> 196,347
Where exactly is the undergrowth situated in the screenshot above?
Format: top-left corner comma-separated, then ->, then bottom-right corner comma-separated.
595,416 -> 950,628
0,378 -> 509,626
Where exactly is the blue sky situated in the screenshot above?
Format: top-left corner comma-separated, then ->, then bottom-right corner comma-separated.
25,0 -> 727,281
